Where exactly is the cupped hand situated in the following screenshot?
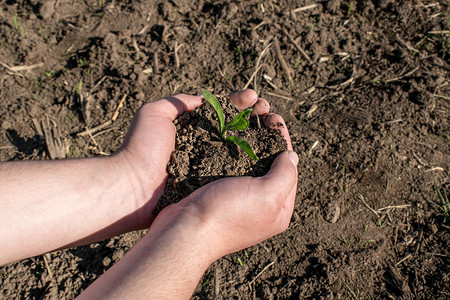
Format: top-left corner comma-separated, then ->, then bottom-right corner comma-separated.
115,89 -> 272,228
149,93 -> 298,261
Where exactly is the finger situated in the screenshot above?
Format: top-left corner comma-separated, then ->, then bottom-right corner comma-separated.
228,89 -> 258,110
251,98 -> 270,115
254,151 -> 298,208
263,114 -> 293,151
144,94 -> 203,121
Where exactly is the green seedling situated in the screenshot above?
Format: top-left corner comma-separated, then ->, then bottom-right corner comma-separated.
203,90 -> 258,161
13,13 -> 18,30
237,257 -> 244,267
77,79 -> 83,96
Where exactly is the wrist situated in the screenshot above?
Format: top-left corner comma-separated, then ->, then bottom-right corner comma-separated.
107,151 -> 157,229
146,204 -> 219,266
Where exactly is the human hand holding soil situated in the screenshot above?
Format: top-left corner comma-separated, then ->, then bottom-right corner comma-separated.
79,90 -> 298,299
115,89 -> 275,223
1,88 -> 298,299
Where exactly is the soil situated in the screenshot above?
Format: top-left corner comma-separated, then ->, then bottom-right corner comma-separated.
157,94 -> 287,213
1,0 -> 449,299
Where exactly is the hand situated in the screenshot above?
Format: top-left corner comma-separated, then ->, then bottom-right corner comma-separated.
77,91 -> 298,299
147,94 -> 298,261
115,90 -> 273,228
78,149 -> 298,299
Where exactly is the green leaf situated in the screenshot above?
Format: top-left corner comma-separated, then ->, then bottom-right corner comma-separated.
224,108 -> 253,132
226,136 -> 259,161
13,14 -> 18,30
203,90 -> 225,135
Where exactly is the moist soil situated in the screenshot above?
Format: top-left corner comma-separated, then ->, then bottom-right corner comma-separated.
157,94 -> 287,213
1,0 -> 449,299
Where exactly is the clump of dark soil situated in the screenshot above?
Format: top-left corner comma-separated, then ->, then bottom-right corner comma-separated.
157,94 -> 287,212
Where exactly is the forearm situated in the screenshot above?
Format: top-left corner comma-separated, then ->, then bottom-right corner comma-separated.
78,207 -> 214,299
0,154 -> 153,265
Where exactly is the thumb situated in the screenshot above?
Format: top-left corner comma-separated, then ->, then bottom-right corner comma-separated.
255,151 -> 299,207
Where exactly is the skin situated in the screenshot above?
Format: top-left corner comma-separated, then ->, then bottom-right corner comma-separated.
0,89 -> 298,299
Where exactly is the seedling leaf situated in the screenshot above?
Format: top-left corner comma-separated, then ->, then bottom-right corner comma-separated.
203,90 -> 225,135
224,108 -> 252,132
13,14 -> 18,30
227,136 -> 259,161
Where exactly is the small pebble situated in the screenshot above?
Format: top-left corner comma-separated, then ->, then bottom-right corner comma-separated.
324,201 -> 340,224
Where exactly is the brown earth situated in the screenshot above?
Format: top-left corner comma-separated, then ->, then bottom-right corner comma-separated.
157,94 -> 288,213
1,0 -> 449,299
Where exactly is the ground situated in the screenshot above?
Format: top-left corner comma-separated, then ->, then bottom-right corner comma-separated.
0,0 -> 449,299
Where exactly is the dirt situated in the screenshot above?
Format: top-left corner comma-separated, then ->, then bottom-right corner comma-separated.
1,0 -> 449,299
157,94 -> 287,213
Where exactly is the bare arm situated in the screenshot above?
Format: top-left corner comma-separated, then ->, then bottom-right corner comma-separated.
0,90 -> 265,265
0,93 -> 204,265
0,154 -> 151,265
77,207 -> 214,299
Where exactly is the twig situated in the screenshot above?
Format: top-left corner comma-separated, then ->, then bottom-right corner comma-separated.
395,253 -> 412,266
253,42 -> 272,91
77,121 -> 112,136
253,21 -> 267,31
93,127 -> 119,138
132,37 -> 140,53
432,94 -> 450,100
112,94 -> 127,121
174,41 -> 183,70
32,118 -> 45,137
263,75 -> 279,90
359,194 -> 380,218
306,104 -> 318,118
292,4 -> 318,13
281,28 -> 312,64
273,39 -> 295,87
0,61 -> 44,72
414,230 -> 423,256
42,254 -> 53,279
425,167 -> 445,172
153,50 -> 160,73
81,92 -> 92,126
78,94 -> 127,136
214,265 -> 220,298
308,141 -> 319,156
428,30 -> 450,35
377,204 -> 411,212
42,117 -> 66,160
0,145 -> 15,150
243,43 -> 272,90
90,76 -> 107,93
345,283 -> 358,299
249,261 -> 275,285
243,64 -> 264,90
381,119 -> 403,125
136,25 -> 148,36
427,252 -> 449,258
385,67 -> 420,83
265,92 -> 293,101
395,34 -> 420,53
85,127 -> 99,147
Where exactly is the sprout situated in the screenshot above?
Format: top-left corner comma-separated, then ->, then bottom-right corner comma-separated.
203,90 -> 259,161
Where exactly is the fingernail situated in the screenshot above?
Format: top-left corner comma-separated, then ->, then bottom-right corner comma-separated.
288,151 -> 299,166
